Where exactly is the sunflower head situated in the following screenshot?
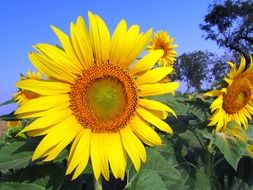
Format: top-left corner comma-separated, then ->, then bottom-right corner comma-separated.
15,12 -> 179,181
205,56 -> 253,131
14,70 -> 42,105
147,31 -> 177,67
6,120 -> 21,128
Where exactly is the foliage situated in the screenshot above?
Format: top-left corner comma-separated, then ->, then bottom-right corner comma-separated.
200,0 -> 253,64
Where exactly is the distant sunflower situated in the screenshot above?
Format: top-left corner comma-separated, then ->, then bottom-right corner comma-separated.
14,71 -> 42,105
6,120 -> 21,128
147,31 -> 177,66
205,56 -> 253,131
15,12 -> 179,180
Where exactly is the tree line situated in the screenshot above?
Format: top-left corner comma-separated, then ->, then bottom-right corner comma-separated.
174,0 -> 252,92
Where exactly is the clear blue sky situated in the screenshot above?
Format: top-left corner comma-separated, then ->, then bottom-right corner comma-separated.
0,0 -> 221,115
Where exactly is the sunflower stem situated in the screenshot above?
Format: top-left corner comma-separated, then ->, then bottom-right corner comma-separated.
94,177 -> 103,190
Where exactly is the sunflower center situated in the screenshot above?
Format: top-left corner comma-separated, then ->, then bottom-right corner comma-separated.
86,78 -> 126,121
155,42 -> 167,57
70,64 -> 138,133
222,78 -> 251,114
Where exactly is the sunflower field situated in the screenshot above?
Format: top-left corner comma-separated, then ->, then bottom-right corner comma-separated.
0,11 -> 253,190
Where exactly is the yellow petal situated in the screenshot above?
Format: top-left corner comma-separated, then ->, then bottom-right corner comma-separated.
136,67 -> 173,85
210,95 -> 223,112
130,116 -> 162,146
215,109 -> 225,131
20,108 -> 71,134
136,107 -> 173,133
29,52 -> 75,83
138,98 -> 176,117
120,126 -> 146,171
147,109 -> 168,120
124,29 -> 153,67
35,43 -> 81,74
17,103 -> 70,119
138,82 -> 179,96
237,56 -> 246,75
16,79 -> 70,95
69,22 -> 87,69
104,133 -> 126,180
51,25 -> 83,70
238,110 -> 248,128
44,122 -> 80,161
32,116 -> 79,160
88,12 -> 110,65
75,16 -> 94,67
67,129 -> 91,179
110,19 -> 127,66
15,95 -> 70,115
242,107 -> 252,120
100,135 -> 110,181
130,50 -> 163,75
90,133 -> 103,181
204,90 -> 222,97
26,127 -> 52,137
119,25 -> 140,67
246,104 -> 253,115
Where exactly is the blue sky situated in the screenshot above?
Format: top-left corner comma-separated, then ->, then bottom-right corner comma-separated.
0,0 -> 221,114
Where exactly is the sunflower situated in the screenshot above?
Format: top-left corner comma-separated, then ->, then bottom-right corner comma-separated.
147,31 -> 177,66
14,70 -> 42,105
205,56 -> 253,131
15,12 -> 179,180
6,120 -> 21,128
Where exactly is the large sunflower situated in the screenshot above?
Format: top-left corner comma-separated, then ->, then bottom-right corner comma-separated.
15,12 -> 179,180
147,31 -> 177,67
14,70 -> 42,105
205,56 -> 253,131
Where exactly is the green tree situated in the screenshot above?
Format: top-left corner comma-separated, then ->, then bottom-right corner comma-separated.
175,51 -> 212,92
200,0 -> 253,64
209,53 -> 237,88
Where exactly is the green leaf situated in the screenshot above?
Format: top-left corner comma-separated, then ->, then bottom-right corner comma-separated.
126,147 -> 187,190
143,148 -> 182,183
246,124 -> 253,140
0,140 -> 37,170
0,114 -> 18,121
0,182 -> 46,190
213,121 -> 247,170
189,166 -> 211,190
222,175 -> 253,190
6,163 -> 65,190
0,99 -> 15,107
128,169 -> 167,190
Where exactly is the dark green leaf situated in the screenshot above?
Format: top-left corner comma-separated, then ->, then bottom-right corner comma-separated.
214,121 -> 247,170
126,147 -> 187,189
0,182 -> 46,190
190,166 -> 211,190
0,140 -> 37,170
127,169 -> 167,190
0,100 -> 15,107
7,163 -> 65,190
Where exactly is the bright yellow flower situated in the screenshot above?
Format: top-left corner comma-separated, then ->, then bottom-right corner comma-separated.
6,120 -> 21,128
205,56 -> 253,131
15,12 -> 179,181
14,71 -> 42,105
147,31 -> 177,66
